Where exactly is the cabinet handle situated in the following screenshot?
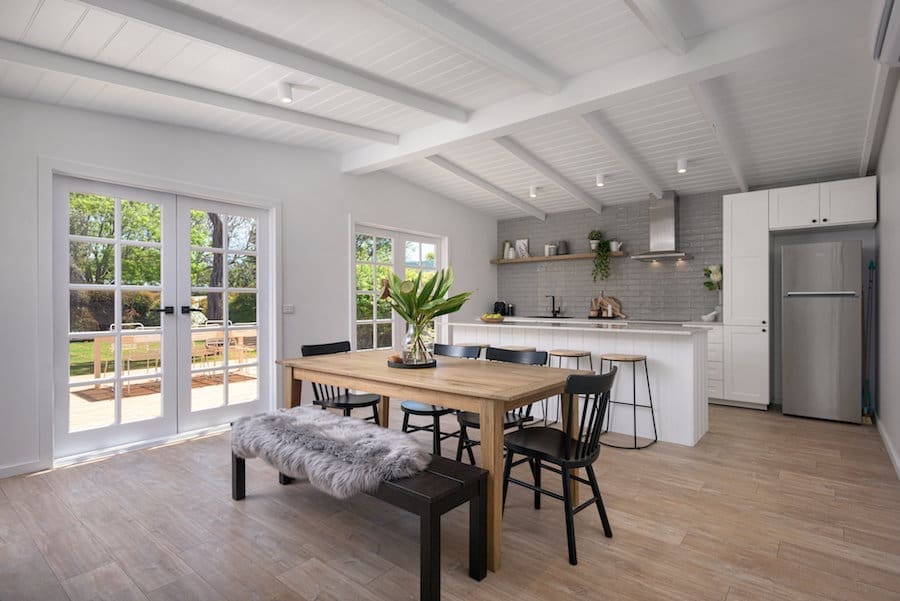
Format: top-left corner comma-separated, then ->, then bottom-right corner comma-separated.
762,328 -> 767,333
822,218 -> 828,222
812,219 -> 817,223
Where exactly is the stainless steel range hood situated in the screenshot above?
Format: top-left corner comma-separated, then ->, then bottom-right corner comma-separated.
630,191 -> 692,261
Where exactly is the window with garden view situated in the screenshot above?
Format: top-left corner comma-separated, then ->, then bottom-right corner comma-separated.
354,228 -> 439,351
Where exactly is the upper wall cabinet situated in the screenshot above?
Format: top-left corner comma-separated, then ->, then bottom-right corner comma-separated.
819,176 -> 877,226
769,176 -> 877,231
769,184 -> 820,228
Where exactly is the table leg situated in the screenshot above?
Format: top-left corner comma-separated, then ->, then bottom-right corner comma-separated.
560,392 -> 580,505
283,366 -> 302,409
379,395 -> 390,428
479,399 -> 504,571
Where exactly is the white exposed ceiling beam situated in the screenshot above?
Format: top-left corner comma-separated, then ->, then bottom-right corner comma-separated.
425,155 -> 546,220
578,112 -> 664,199
494,136 -> 602,214
0,40 -> 399,144
79,0 -> 468,123
368,0 -> 563,94
342,0 -> 860,174
623,0 -> 687,55
689,80 -> 748,192
859,63 -> 897,176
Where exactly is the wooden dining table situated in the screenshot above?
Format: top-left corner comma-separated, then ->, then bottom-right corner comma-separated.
277,349 -> 591,572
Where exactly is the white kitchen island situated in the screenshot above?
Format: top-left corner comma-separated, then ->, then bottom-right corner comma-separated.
448,318 -> 709,446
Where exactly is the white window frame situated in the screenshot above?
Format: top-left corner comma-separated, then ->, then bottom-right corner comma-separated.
350,222 -> 447,351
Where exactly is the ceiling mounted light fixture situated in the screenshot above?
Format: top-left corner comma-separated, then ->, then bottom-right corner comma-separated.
277,81 -> 319,104
676,158 -> 688,174
529,185 -> 539,198
595,173 -> 605,187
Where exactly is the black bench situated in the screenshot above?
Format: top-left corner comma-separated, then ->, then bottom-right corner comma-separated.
232,453 -> 488,601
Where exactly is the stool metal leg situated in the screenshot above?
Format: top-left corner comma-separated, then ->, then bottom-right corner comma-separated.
632,361 -> 638,449
644,359 -> 658,443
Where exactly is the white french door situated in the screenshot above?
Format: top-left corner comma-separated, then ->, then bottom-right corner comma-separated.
176,197 -> 269,432
53,176 -> 269,458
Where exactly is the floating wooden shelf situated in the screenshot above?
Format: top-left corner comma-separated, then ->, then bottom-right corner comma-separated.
490,251 -> 626,265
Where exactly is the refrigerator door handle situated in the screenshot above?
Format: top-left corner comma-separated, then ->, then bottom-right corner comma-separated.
784,291 -> 859,297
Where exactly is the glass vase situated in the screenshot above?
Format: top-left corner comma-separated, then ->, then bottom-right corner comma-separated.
403,323 -> 434,365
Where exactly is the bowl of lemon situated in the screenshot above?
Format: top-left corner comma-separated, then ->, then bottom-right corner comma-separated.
480,313 -> 504,323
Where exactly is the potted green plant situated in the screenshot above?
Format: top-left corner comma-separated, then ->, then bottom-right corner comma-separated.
704,264 -> 723,318
588,230 -> 611,281
381,268 -> 473,367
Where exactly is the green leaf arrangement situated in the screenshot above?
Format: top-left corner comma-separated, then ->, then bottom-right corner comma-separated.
381,267 -> 474,362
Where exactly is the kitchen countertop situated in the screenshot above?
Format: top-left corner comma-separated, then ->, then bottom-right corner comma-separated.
450,317 -> 705,336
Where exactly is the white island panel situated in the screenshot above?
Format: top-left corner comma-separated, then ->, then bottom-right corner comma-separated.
449,322 -> 708,446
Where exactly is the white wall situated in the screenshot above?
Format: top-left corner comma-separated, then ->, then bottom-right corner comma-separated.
876,78 -> 900,478
0,96 -> 497,477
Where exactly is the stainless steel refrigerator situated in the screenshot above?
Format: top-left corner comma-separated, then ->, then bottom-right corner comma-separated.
781,241 -> 862,423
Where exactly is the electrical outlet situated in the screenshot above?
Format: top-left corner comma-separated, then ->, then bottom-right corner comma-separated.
282,304 -> 295,314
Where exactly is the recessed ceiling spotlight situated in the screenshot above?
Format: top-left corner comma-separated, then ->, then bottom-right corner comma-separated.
676,158 -> 688,174
595,173 -> 605,187
277,81 -> 319,104
529,185 -> 539,198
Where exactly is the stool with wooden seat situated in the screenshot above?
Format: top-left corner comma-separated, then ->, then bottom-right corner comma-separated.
401,343 -> 480,457
598,353 -> 657,449
495,345 -> 536,352
545,349 -> 594,425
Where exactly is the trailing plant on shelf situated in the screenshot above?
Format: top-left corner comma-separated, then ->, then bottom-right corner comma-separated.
588,230 -> 611,281
381,268 -> 473,366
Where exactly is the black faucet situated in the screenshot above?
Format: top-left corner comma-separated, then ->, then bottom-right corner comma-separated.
546,295 -> 561,317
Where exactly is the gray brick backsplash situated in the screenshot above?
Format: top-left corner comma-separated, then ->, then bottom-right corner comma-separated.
495,191 -> 726,321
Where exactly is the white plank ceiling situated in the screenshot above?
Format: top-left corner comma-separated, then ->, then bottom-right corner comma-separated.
0,0 -> 884,219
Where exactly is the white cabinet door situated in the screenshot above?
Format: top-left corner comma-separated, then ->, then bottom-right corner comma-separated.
769,184 -> 820,229
723,191 -> 769,326
724,325 -> 769,406
819,176 -> 877,226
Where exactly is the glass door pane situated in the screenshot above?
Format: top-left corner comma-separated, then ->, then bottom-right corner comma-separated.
54,177 -> 177,458
177,199 -> 266,431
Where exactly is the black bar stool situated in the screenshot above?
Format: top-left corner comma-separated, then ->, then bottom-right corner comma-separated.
598,353 -> 657,449
546,349 -> 594,425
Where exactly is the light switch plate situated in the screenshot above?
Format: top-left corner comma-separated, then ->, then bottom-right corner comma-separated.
282,304 -> 295,314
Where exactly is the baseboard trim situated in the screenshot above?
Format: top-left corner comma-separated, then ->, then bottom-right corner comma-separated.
0,459 -> 52,480
709,398 -> 769,410
876,417 -> 900,481
53,424 -> 231,470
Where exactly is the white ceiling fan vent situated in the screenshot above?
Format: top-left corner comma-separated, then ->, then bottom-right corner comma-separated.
874,0 -> 900,65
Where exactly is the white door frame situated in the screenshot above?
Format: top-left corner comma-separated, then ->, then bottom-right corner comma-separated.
37,157 -> 282,467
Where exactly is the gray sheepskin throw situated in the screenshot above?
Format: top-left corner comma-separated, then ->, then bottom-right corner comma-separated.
231,407 -> 430,499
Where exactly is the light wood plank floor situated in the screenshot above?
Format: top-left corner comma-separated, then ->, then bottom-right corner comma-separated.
2,405 -> 899,601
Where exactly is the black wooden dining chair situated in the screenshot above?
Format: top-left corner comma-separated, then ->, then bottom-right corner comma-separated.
401,343 -> 481,458
455,347 -> 548,464
300,341 -> 381,423
501,368 -> 617,565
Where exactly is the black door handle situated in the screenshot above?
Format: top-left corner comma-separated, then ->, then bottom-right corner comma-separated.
152,306 -> 174,314
181,306 -> 204,314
